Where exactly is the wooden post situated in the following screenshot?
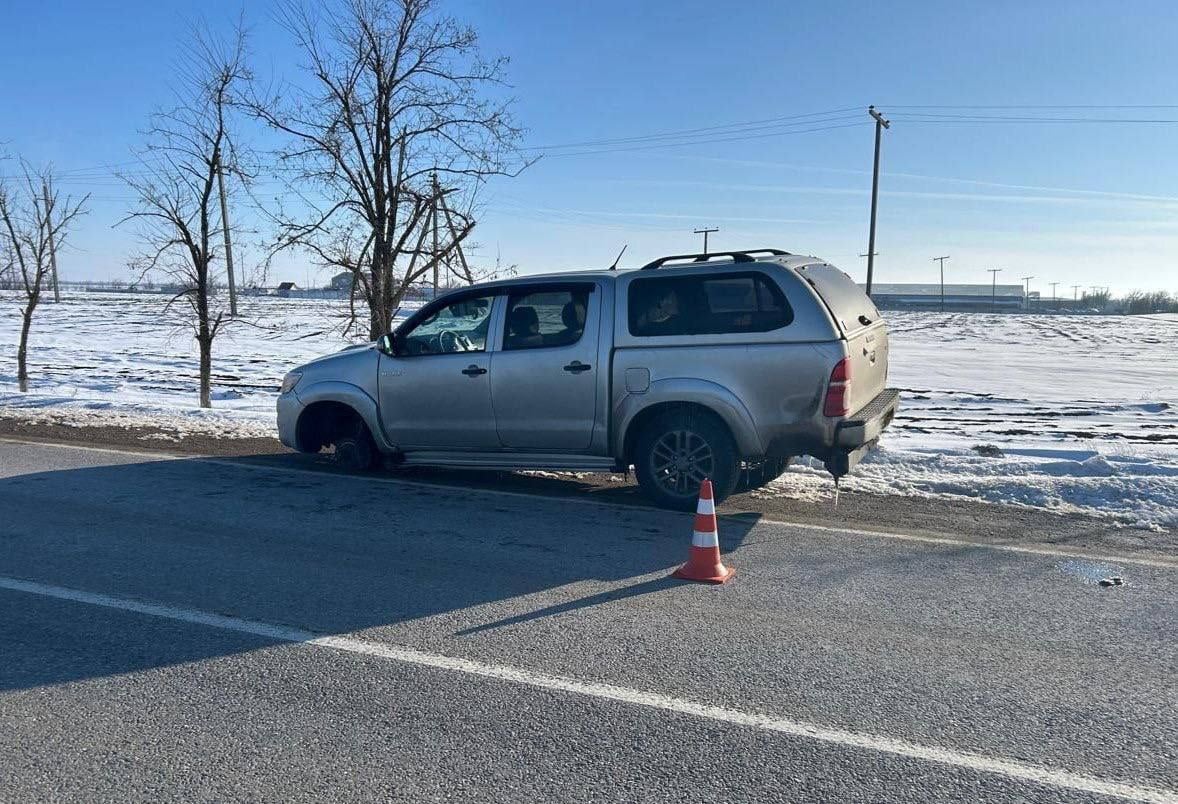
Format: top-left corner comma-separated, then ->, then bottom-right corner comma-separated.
41,182 -> 61,303
865,106 -> 890,297
216,162 -> 238,317
431,173 -> 440,297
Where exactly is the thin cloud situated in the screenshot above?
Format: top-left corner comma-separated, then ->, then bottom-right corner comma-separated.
496,204 -> 824,225
601,178 -> 1178,209
655,155 -> 1178,205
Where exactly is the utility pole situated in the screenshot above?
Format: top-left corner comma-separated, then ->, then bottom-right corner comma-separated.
987,268 -> 1002,312
216,159 -> 238,317
1049,281 -> 1059,311
1020,275 -> 1034,311
410,171 -> 466,298
431,173 -> 441,296
693,226 -> 719,256
933,256 -> 950,312
41,181 -> 61,303
864,105 -> 890,297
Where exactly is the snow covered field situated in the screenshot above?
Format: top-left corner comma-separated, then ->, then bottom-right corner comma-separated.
766,311 -> 1178,529
2,292 -> 1176,528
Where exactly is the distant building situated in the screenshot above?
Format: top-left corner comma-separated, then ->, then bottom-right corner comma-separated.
866,283 -> 1025,312
330,271 -> 354,292
273,281 -> 299,297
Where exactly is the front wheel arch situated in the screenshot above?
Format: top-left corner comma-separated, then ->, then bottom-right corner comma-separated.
295,401 -> 364,450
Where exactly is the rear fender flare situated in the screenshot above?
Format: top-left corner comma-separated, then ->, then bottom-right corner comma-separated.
613,378 -> 763,460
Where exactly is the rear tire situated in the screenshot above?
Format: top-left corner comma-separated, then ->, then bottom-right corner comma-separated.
333,418 -> 378,472
736,457 -> 791,493
633,409 -> 739,511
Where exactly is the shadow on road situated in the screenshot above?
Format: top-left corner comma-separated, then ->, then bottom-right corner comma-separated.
236,449 -> 658,507
0,451 -> 760,692
453,576 -> 682,637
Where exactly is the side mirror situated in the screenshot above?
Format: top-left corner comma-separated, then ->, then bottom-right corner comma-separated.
378,333 -> 398,356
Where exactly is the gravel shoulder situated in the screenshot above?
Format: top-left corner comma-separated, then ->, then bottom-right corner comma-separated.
1,413 -> 1172,559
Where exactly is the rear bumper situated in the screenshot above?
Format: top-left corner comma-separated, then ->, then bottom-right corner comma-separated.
825,388 -> 900,477
836,388 -> 900,448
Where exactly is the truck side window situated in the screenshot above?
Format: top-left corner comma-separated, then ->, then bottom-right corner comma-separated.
628,273 -> 792,336
503,289 -> 590,350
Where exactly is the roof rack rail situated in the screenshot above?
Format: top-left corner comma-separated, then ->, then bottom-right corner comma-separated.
737,249 -> 792,258
639,248 -> 791,271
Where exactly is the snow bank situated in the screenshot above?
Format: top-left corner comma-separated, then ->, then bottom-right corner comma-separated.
759,445 -> 1178,530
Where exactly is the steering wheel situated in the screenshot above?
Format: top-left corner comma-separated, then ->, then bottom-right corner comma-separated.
438,330 -> 471,353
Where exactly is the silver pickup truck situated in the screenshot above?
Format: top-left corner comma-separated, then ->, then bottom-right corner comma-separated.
277,248 -> 899,509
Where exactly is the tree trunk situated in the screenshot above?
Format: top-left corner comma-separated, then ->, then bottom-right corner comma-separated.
198,334 -> 212,408
17,307 -> 33,392
368,244 -> 393,341
194,254 -> 213,408
368,304 -> 385,342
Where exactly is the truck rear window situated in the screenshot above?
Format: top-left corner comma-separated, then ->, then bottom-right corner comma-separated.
796,263 -> 880,333
628,272 -> 793,337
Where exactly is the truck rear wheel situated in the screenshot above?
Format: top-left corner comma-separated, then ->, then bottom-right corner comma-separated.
633,410 -> 739,511
737,457 -> 791,493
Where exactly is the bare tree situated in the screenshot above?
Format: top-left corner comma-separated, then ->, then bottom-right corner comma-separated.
120,25 -> 250,408
249,0 -> 527,340
0,163 -> 88,391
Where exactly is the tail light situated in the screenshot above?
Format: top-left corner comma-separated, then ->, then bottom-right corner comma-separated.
823,357 -> 851,417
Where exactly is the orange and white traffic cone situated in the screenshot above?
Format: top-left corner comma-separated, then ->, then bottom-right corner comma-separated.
672,479 -> 735,584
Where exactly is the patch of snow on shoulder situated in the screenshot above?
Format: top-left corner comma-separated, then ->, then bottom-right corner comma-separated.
763,444 -> 1177,531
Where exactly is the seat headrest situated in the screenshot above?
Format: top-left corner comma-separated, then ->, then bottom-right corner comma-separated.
561,299 -> 586,330
508,305 -> 540,336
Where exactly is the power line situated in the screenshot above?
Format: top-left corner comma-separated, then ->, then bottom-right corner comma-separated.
524,107 -> 863,151
891,113 -> 1178,124
885,104 -> 1178,110
535,121 -> 871,158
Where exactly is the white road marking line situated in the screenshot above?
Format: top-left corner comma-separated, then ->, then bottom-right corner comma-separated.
750,520 -> 1178,571
0,436 -> 183,461
2,436 -> 1175,570
1,574 -> 1174,804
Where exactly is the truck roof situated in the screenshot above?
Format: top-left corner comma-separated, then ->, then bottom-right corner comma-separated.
474,252 -> 821,289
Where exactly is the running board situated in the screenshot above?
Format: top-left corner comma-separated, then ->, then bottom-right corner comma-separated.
399,451 -> 621,473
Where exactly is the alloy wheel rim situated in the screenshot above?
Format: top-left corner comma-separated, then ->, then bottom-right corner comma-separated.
650,429 -> 714,496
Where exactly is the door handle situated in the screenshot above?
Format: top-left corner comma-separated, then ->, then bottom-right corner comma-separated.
563,361 -> 592,374
461,365 -> 487,376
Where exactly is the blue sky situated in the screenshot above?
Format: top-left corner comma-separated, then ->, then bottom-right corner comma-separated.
3,0 -> 1178,295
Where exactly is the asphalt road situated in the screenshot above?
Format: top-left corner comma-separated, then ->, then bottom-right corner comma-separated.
1,438 -> 1175,803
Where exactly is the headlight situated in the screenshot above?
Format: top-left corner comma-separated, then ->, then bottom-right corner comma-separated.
279,371 -> 303,395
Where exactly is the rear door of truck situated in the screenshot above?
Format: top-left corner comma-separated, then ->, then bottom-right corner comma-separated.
796,262 -> 889,415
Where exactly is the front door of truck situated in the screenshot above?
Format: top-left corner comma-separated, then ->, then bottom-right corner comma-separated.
378,292 -> 501,449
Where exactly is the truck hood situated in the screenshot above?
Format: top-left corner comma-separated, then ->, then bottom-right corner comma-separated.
295,341 -> 377,373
